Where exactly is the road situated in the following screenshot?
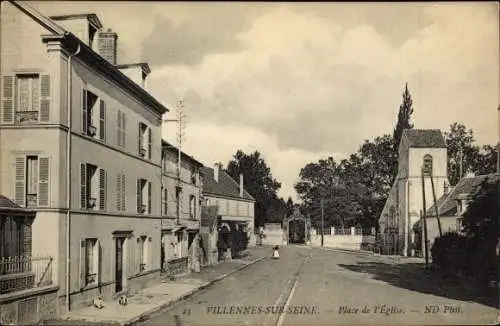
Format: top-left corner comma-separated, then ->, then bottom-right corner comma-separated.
135,246 -> 499,326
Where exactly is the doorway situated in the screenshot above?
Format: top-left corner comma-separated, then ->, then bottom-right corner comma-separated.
288,219 -> 306,244
115,237 -> 125,293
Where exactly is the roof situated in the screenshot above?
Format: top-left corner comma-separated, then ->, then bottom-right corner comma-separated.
403,129 -> 447,148
49,13 -> 103,30
161,140 -> 204,168
427,174 -> 499,216
0,195 -> 36,214
201,167 -> 255,201
10,1 -> 168,115
116,63 -> 151,74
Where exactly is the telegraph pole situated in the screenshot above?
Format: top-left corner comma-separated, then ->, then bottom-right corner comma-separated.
421,167 -> 428,262
420,210 -> 429,269
321,198 -> 324,247
497,104 -> 499,175
163,100 -> 186,225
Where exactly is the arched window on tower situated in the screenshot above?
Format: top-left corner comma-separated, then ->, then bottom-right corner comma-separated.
423,154 -> 433,176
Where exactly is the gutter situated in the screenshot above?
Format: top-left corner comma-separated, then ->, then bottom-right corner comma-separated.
66,42 -> 81,313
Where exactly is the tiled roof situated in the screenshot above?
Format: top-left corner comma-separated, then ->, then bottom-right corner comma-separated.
0,195 -> 20,209
427,174 -> 499,216
201,167 -> 255,201
403,129 -> 447,148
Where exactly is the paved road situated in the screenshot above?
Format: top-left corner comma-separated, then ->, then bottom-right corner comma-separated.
135,246 -> 499,326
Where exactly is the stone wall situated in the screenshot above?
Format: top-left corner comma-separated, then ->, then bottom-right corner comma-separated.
0,285 -> 58,325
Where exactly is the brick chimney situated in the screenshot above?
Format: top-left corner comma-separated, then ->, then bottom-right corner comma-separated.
239,174 -> 244,197
214,163 -> 220,183
98,28 -> 118,65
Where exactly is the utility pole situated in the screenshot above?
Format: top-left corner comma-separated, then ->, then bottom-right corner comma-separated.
458,147 -> 464,180
163,100 -> 186,225
320,198 -> 324,247
429,171 -> 443,237
420,210 -> 429,269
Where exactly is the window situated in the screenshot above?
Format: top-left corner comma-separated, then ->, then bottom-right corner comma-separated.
423,154 -> 433,176
79,238 -> 100,287
80,163 -> 106,211
14,156 -> 49,207
116,173 -> 126,212
117,110 -> 126,148
189,195 -> 196,219
190,167 -> 197,184
138,122 -> 151,159
82,89 -> 106,141
2,74 -> 50,124
162,187 -> 168,216
0,217 -> 24,259
136,178 -> 151,214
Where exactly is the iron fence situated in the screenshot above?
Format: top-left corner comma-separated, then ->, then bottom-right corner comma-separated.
0,256 -> 53,294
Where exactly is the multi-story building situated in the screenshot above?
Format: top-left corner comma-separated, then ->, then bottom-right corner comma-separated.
378,129 -> 449,256
201,163 -> 256,258
0,1 -> 168,313
160,140 -> 203,274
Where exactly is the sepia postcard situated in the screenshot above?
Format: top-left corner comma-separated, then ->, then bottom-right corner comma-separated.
0,1 -> 499,325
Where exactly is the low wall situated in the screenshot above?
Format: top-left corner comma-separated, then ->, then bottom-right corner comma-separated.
0,285 -> 59,325
311,235 -> 375,251
261,231 -> 283,246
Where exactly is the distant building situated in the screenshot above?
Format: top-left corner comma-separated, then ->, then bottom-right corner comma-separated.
201,164 -> 256,258
378,129 -> 449,256
416,174 -> 500,257
1,0 -> 168,316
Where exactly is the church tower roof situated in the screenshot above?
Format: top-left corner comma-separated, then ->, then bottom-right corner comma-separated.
402,129 -> 447,148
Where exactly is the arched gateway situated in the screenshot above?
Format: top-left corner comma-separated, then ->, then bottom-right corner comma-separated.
283,207 -> 312,245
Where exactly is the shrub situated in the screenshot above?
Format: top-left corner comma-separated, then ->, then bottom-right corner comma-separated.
431,232 -> 467,274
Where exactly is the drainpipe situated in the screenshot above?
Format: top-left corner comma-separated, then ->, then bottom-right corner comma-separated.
66,42 -> 81,313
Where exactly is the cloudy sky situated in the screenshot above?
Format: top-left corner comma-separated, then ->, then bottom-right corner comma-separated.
32,1 -> 499,200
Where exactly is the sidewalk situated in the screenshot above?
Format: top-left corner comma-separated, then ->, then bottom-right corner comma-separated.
43,246 -> 270,326
317,246 -> 426,264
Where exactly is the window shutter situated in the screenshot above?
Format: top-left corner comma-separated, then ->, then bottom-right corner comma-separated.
99,100 -> 106,141
116,173 -> 122,211
2,76 -> 15,123
138,124 -> 142,154
121,174 -> 126,211
99,168 -> 106,211
79,239 -> 87,288
40,75 -> 51,122
136,179 -> 141,213
121,113 -> 126,148
95,239 -> 101,285
147,128 -> 152,160
147,181 -> 152,214
80,163 -> 87,209
15,156 -> 26,206
117,111 -> 122,147
38,157 -> 50,207
82,89 -> 87,133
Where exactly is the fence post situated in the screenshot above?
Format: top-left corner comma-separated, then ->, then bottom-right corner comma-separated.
350,227 -> 355,235
331,227 -> 335,235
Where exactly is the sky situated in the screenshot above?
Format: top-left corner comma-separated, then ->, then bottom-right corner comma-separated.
31,1 -> 500,200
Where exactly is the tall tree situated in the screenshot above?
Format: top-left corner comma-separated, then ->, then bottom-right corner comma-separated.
393,83 -> 415,151
226,150 -> 282,227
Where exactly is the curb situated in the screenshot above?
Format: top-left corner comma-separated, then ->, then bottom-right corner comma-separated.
124,255 -> 267,326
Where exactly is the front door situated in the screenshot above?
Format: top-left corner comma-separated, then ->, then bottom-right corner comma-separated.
115,237 -> 125,293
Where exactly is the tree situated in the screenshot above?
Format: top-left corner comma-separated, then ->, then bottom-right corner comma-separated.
226,150 -> 282,227
285,197 -> 294,216
444,123 -> 481,185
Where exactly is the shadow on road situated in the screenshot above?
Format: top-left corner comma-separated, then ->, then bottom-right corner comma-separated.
338,261 -> 499,309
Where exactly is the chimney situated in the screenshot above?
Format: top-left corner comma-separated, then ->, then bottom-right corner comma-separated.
239,174 -> 244,197
98,28 -> 118,65
214,163 -> 220,183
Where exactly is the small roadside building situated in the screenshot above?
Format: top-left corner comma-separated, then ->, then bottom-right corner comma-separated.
201,164 -> 256,260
